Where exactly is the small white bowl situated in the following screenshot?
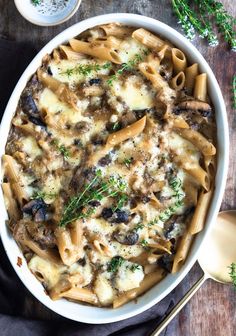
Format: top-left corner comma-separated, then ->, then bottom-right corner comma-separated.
14,0 -> 81,26
0,13 -> 229,324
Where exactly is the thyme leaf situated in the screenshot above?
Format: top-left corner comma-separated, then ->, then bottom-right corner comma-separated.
229,262 -> 236,289
108,256 -> 125,272
233,75 -> 236,109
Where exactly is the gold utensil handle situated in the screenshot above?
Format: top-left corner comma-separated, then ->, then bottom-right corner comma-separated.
150,273 -> 207,336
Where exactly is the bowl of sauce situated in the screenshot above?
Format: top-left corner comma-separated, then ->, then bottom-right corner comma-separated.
14,0 -> 82,26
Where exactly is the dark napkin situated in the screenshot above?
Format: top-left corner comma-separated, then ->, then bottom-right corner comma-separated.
0,40 -> 174,336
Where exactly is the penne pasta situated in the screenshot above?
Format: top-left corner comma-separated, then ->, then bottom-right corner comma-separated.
59,45 -> 85,60
188,189 -> 213,234
106,116 -> 146,149
69,39 -> 122,64
172,48 -> 187,74
185,63 -> 199,93
170,71 -> 185,91
194,73 -> 207,102
172,231 -> 193,273
175,128 -> 216,156
132,28 -> 172,55
37,70 -> 79,110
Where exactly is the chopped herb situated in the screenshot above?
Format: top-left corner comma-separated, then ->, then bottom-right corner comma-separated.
112,193 -> 128,212
140,239 -> 149,247
58,144 -> 70,159
148,177 -> 185,226
107,49 -> 149,86
123,157 -> 133,168
130,264 -> 141,272
31,190 -> 57,200
229,262 -> 236,289
60,171 -> 127,226
51,139 -> 71,159
233,75 -> 236,109
31,0 -> 40,5
108,256 -> 124,272
112,121 -> 121,131
134,223 -> 145,232
61,62 -> 112,77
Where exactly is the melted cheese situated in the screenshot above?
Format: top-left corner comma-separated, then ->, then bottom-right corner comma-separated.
94,272 -> 114,306
115,261 -> 144,291
21,136 -> 42,160
28,256 -> 66,289
111,76 -> 155,110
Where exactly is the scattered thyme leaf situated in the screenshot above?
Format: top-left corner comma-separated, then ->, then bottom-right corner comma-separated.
134,223 -> 145,232
107,49 -> 149,86
58,144 -> 70,159
229,262 -> 236,289
130,264 -> 141,272
233,75 -> 236,109
108,256 -> 125,272
31,0 -> 40,5
123,157 -> 133,168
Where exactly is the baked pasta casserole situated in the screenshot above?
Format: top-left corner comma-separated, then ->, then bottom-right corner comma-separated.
2,23 -> 216,308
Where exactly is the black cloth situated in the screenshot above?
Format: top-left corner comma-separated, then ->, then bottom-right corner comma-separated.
0,40 -> 174,336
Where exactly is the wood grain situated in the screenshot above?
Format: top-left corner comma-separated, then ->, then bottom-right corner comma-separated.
0,0 -> 236,335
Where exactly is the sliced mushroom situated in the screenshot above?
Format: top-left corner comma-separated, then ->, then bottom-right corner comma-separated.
22,198 -> 47,222
21,94 -> 39,117
175,100 -> 212,116
113,230 -> 139,245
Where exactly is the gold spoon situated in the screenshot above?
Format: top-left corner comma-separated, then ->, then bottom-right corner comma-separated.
150,210 -> 236,336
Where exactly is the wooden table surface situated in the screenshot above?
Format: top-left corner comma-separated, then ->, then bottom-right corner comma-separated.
0,0 -> 236,335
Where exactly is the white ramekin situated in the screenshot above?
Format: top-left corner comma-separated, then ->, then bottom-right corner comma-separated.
14,0 -> 82,26
0,13 -> 229,324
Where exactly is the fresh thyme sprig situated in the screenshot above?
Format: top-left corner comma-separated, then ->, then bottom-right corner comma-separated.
61,62 -> 111,77
229,262 -> 236,289
59,170 -> 127,227
171,0 -> 214,42
195,0 -> 236,50
172,0 -> 236,50
107,50 -> 149,86
148,176 -> 185,227
233,75 -> 236,109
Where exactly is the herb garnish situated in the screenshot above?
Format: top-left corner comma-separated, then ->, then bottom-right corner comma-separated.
172,0 -> 236,50
233,75 -> 236,109
61,62 -> 111,77
108,256 -> 125,272
134,223 -> 145,232
148,176 -> 185,227
107,50 -> 149,86
140,239 -> 149,247
112,122 -> 121,131
31,0 -> 41,5
60,170 -> 127,226
123,157 -> 133,168
229,262 -> 236,289
112,193 -> 128,212
130,264 -> 141,272
51,139 -> 70,159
